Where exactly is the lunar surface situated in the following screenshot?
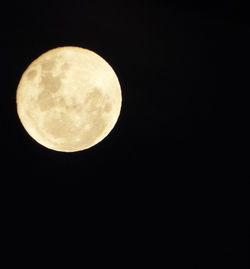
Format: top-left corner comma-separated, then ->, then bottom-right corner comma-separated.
16,46 -> 122,152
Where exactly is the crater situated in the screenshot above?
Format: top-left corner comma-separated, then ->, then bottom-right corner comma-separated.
37,91 -> 55,111
39,73 -> 62,93
80,116 -> 107,149
69,98 -> 83,113
44,105 -> 108,151
41,59 -> 56,71
42,87 -> 110,151
84,88 -> 104,114
61,62 -> 69,71
56,96 -> 67,107
26,69 -> 37,80
78,89 -> 108,148
55,96 -> 83,113
104,102 -> 112,113
43,111 -> 82,140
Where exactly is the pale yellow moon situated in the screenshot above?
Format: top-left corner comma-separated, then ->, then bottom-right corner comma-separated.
16,46 -> 122,152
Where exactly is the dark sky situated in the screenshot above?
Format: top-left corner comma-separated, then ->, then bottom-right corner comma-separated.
1,0 -> 248,266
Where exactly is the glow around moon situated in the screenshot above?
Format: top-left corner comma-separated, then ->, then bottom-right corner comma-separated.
16,46 -> 122,152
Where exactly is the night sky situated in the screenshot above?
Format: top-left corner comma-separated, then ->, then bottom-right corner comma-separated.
2,0 -> 248,267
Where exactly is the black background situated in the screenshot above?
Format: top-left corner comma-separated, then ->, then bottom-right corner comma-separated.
1,0 -> 248,267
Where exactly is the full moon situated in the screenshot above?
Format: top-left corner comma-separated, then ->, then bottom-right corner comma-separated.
16,46 -> 122,152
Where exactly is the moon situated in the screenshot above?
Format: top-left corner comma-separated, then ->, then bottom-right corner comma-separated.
16,46 -> 122,152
